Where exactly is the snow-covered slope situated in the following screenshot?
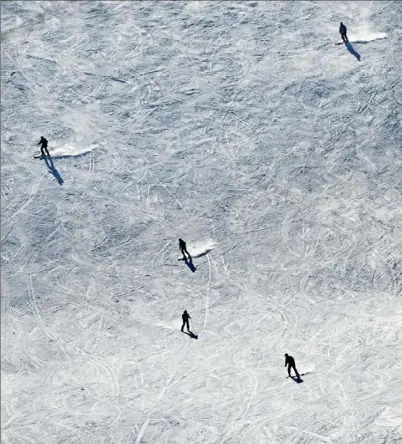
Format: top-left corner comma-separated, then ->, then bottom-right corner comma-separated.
1,1 -> 401,443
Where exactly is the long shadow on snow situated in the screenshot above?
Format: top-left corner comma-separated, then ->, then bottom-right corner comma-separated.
287,371 -> 311,383
345,41 -> 361,61
290,376 -> 304,383
183,331 -> 198,339
43,156 -> 64,185
184,259 -> 196,273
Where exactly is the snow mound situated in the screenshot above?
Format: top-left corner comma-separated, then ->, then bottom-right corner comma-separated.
47,144 -> 97,158
349,31 -> 387,43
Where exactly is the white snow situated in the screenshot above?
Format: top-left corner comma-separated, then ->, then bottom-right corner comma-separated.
1,1 -> 402,443
43,144 -> 97,158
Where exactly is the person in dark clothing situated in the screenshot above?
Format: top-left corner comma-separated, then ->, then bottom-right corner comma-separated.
339,22 -> 348,43
181,310 -> 191,332
284,353 -> 300,378
38,136 -> 50,157
179,238 -> 192,261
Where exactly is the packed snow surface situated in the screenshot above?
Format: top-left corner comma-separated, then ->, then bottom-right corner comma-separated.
1,1 -> 402,443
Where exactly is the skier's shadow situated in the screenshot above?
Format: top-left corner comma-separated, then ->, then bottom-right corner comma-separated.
289,371 -> 310,383
184,258 -> 196,273
43,156 -> 64,185
345,41 -> 361,61
290,376 -> 304,383
184,331 -> 198,339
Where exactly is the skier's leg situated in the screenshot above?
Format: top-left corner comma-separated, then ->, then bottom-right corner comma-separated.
287,365 -> 291,377
186,320 -> 190,332
294,366 -> 300,378
186,249 -> 192,261
45,147 -> 50,157
181,321 -> 185,332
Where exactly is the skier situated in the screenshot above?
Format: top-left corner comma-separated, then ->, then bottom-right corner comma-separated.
339,22 -> 348,43
181,310 -> 191,332
179,238 -> 192,261
284,353 -> 300,378
38,136 -> 50,157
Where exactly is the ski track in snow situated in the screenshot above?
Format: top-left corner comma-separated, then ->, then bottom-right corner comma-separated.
1,1 -> 402,443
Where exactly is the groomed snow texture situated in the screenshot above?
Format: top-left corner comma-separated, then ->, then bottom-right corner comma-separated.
1,1 -> 402,443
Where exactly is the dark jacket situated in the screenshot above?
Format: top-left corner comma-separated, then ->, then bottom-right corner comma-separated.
38,137 -> 48,148
179,239 -> 186,250
182,311 -> 191,322
339,23 -> 347,35
285,355 -> 295,367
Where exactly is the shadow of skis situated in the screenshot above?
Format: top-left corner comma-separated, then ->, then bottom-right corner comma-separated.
287,372 -> 311,383
290,376 -> 304,383
183,331 -> 198,339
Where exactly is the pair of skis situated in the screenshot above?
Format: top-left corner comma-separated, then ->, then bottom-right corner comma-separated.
34,154 -> 50,159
